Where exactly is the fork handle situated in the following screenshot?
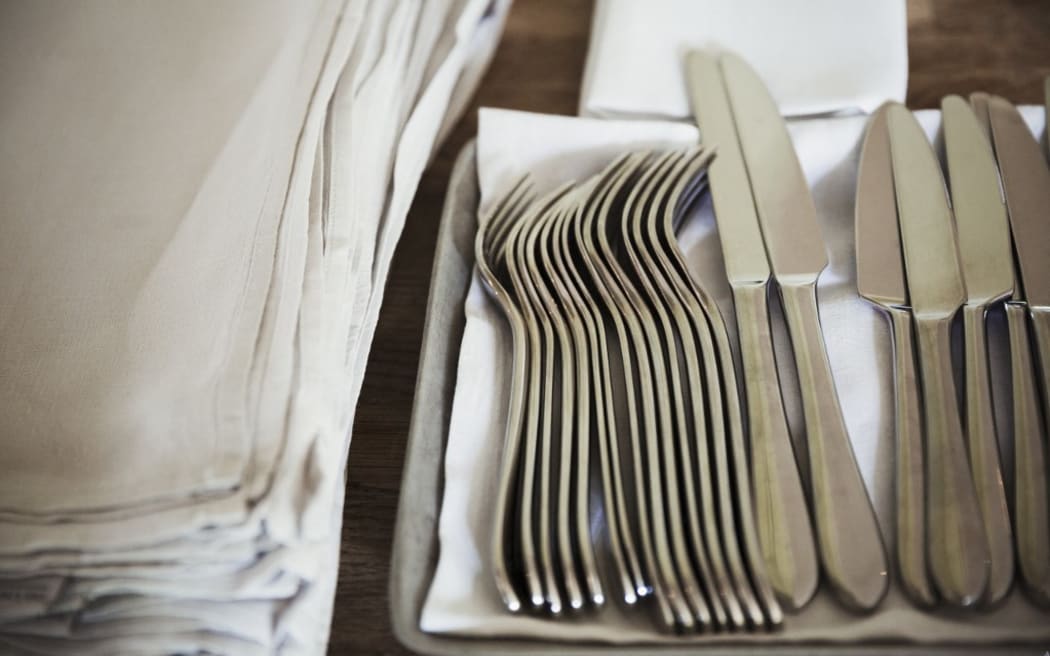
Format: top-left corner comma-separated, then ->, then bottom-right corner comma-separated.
1008,302 -> 1050,606
915,314 -> 989,607
886,307 -> 935,607
733,282 -> 817,610
491,317 -> 528,612
779,280 -> 888,611
962,304 -> 1014,604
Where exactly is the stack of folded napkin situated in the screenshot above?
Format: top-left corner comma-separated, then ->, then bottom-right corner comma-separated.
0,0 -> 509,653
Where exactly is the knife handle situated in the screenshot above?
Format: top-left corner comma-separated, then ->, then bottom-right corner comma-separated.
1007,302 -> 1050,606
732,282 -> 818,610
1032,308 -> 1050,425
886,307 -> 936,607
962,304 -> 1014,605
914,314 -> 989,607
778,281 -> 888,611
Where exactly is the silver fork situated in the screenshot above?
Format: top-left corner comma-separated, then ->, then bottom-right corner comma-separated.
652,148 -> 782,628
501,184 -> 575,612
577,153 -> 696,629
475,176 -> 538,612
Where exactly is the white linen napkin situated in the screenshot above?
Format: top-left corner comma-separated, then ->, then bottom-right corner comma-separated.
420,106 -> 1049,644
0,0 -> 512,652
0,0 -> 338,518
580,0 -> 908,120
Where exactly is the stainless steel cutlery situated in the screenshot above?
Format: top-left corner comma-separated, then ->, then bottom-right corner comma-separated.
887,103 -> 989,607
477,56 -> 1050,632
478,147 -> 783,631
685,50 -> 819,612
855,103 -> 935,608
986,95 -> 1050,606
688,50 -> 888,612
855,90 -> 1050,610
941,95 -> 1014,605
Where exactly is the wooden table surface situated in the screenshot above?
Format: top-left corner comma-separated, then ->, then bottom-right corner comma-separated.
331,1 -> 1050,653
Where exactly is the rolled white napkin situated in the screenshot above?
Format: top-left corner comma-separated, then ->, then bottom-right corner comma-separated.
580,0 -> 908,120
420,106 -> 1049,644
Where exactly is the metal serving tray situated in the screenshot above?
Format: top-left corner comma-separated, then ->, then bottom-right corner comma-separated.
386,141 -> 1018,656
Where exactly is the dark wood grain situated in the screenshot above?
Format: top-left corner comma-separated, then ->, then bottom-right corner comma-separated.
332,1 -> 1050,653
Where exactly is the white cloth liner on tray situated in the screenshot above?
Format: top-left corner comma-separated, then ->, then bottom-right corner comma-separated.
580,0 -> 908,120
420,106 -> 1050,644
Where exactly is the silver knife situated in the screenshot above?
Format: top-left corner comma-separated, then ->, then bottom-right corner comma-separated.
969,92 -> 993,142
887,103 -> 989,607
720,51 -> 888,611
941,94 -> 1015,605
855,103 -> 935,607
683,49 -> 818,611
987,95 -> 1050,606
1045,76 -> 1050,160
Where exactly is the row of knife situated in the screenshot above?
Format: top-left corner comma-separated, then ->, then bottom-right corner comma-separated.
690,50 -> 1050,614
685,50 -> 891,614
854,91 -> 1050,609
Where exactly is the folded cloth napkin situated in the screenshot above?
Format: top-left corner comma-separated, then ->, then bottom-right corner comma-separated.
580,0 -> 908,120
0,0 -> 511,652
420,106 -> 1049,644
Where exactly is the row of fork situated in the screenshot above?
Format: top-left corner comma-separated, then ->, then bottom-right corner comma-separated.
475,147 -> 782,632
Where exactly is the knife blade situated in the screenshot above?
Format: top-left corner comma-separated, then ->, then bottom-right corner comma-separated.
887,103 -> 989,607
986,95 -> 1050,606
988,97 -> 1050,309
719,53 -> 827,281
856,105 -> 907,309
887,105 -> 966,317
1045,76 -> 1050,160
684,49 -> 817,611
941,94 -> 1015,605
943,96 -> 1013,306
721,50 -> 887,611
969,92 -> 993,142
854,103 -> 933,607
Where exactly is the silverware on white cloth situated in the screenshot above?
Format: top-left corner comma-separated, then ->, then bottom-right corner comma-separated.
986,95 -> 1050,606
546,172 -> 643,609
718,50 -> 889,612
887,103 -> 989,608
855,103 -> 935,608
479,146 -> 784,631
941,94 -> 1015,605
583,154 -> 698,628
506,185 -> 581,615
618,152 -> 733,629
475,176 -> 541,612
476,61 -> 1050,635
685,50 -> 819,612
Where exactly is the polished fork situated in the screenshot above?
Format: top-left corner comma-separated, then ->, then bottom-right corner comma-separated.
544,174 -> 644,606
527,194 -> 605,610
577,153 -> 697,629
619,151 -> 728,629
652,149 -> 783,628
475,177 -> 538,612
500,184 -> 575,613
